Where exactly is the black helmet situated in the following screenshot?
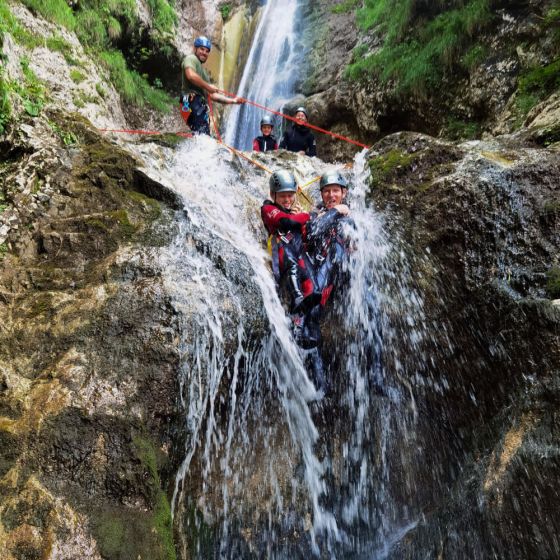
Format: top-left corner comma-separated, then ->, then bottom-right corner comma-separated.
270,170 -> 297,194
194,36 -> 211,50
295,106 -> 308,117
319,171 -> 348,191
260,115 -> 274,127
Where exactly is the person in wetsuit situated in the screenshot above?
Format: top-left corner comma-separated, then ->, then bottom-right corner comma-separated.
297,171 -> 356,395
260,170 -> 318,314
253,115 -> 279,152
180,36 -> 244,135
279,107 -> 317,157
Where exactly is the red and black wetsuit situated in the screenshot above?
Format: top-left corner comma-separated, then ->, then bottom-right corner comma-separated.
261,199 -> 314,310
253,135 -> 279,152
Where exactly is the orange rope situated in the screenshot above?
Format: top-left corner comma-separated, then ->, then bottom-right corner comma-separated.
98,128 -> 193,138
207,95 -> 313,205
215,88 -> 371,150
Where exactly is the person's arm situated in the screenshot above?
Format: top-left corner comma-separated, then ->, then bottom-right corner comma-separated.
261,202 -> 309,233
185,67 -> 218,95
279,130 -> 289,150
306,132 -> 317,157
253,138 -> 261,152
210,92 -> 244,105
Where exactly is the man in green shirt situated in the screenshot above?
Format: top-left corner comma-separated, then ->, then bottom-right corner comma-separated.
180,36 -> 244,135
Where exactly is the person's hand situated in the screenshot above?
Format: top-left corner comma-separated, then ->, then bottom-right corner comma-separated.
207,84 -> 219,95
334,204 -> 350,216
298,150 -> 306,155
234,97 -> 245,104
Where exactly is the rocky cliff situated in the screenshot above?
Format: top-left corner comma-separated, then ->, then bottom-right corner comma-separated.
302,0 -> 560,162
1,0 -> 560,558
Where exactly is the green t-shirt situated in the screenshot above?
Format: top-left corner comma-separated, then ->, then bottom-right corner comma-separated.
181,53 -> 210,98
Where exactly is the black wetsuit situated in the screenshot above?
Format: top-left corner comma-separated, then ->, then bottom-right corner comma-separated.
280,125 -> 317,157
253,135 -> 279,152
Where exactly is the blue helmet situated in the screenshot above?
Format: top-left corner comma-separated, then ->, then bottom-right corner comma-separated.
194,36 -> 211,50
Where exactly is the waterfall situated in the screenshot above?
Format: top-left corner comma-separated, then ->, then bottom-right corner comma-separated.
156,136 -> 337,557
224,0 -> 305,150
136,128 -> 433,557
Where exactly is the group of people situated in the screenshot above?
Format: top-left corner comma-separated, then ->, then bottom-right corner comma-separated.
261,169 -> 354,393
180,36 -> 317,156
182,35 -> 351,393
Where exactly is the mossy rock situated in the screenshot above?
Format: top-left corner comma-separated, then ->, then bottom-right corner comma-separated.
546,267 -> 560,298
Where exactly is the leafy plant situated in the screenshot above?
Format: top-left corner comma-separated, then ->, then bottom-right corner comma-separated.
48,121 -> 78,146
219,3 -> 231,21
516,58 -> 560,115
347,0 -> 494,98
70,69 -> 86,83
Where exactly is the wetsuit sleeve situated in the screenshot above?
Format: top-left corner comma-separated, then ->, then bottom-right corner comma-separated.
253,138 -> 261,152
261,202 -> 310,235
306,133 -> 317,157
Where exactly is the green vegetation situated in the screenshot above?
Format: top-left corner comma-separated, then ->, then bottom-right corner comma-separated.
546,267 -> 560,298
100,50 -> 171,110
368,148 -> 415,188
0,243 -> 8,259
70,68 -> 86,83
48,120 -> 78,146
18,56 -> 46,116
2,0 -> 175,112
332,0 -> 361,14
20,0 -> 76,30
219,3 -> 232,21
445,116 -> 480,140
347,0 -> 493,97
133,435 -> 176,560
516,58 -> 560,116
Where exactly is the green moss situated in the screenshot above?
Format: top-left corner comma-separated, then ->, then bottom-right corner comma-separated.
127,190 -> 162,219
109,209 -> 137,238
132,435 -> 176,560
332,0 -> 361,14
369,149 -> 415,188
96,513 -> 126,557
0,242 -> 8,259
70,69 -> 86,83
546,267 -> 560,298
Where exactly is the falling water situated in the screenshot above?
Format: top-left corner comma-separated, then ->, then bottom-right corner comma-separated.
135,127 -> 436,557
153,136 -> 338,557
224,0 -> 305,150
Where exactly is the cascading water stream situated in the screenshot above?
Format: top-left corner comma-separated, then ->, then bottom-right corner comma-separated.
224,0 -> 304,150
131,129 -> 434,557
151,136 -> 338,556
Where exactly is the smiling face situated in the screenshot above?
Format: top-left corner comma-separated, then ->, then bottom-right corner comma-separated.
295,111 -> 307,124
320,185 -> 346,209
273,191 -> 296,209
261,124 -> 273,136
195,46 -> 210,63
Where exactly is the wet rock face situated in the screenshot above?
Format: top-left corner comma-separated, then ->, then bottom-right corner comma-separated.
0,114 -> 184,560
365,132 -> 560,558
